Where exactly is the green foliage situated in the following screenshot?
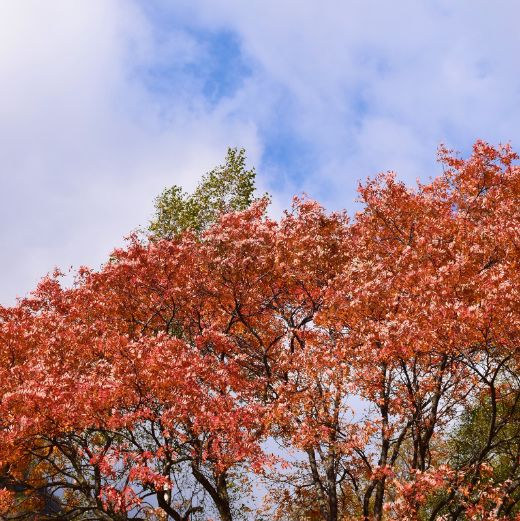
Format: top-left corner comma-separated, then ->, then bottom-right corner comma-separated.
451,390 -> 520,493
149,147 -> 260,238
422,389 -> 520,519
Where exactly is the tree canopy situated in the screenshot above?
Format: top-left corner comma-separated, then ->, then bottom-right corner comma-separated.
0,141 -> 519,520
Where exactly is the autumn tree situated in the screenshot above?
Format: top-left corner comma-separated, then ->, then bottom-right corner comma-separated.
323,141 -> 520,520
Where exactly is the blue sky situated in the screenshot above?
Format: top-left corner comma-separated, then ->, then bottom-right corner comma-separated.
2,0 -> 520,304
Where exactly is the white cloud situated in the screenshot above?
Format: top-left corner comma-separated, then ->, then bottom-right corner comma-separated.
0,0 -> 261,304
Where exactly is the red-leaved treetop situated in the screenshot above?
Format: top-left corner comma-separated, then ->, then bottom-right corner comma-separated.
0,141 -> 519,521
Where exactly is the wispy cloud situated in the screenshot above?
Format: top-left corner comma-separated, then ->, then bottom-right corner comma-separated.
159,0 -> 520,200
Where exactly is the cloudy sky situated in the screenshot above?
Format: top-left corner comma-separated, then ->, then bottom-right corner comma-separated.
1,0 -> 519,304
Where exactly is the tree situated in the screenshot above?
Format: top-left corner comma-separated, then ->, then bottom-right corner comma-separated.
329,141 -> 520,520
149,147 -> 260,238
0,222 -> 270,520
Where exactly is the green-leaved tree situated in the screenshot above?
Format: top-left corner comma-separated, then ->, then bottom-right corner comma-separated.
149,147 -> 262,238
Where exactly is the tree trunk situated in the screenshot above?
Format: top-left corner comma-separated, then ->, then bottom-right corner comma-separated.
191,463 -> 233,521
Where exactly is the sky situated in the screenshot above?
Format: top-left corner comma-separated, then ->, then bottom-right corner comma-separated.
1,0 -> 520,304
